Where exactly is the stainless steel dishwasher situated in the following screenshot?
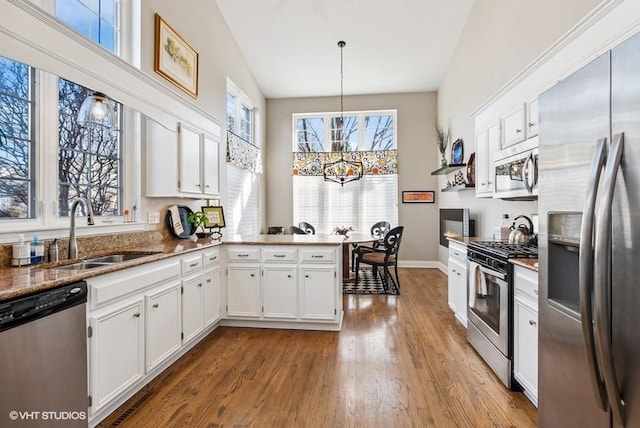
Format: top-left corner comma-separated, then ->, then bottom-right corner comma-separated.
0,281 -> 88,427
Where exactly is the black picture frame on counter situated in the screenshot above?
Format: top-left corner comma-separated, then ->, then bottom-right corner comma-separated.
451,138 -> 464,165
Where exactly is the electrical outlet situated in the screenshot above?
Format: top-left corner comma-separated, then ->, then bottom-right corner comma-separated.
147,212 -> 160,224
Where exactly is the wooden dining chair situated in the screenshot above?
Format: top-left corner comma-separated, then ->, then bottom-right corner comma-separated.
298,222 -> 316,235
289,225 -> 307,235
351,221 -> 392,271
354,226 -> 404,292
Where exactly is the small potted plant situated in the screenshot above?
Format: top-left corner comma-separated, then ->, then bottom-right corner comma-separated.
188,211 -> 212,239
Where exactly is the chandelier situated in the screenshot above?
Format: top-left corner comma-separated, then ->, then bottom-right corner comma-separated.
323,41 -> 363,186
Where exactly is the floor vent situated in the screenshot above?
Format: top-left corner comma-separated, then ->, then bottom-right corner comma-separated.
110,390 -> 155,426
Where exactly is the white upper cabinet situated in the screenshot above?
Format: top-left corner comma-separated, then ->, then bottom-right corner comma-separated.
526,98 -> 539,138
145,117 -> 221,198
502,103 -> 526,148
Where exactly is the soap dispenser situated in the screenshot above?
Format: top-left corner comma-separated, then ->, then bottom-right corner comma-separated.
48,239 -> 59,263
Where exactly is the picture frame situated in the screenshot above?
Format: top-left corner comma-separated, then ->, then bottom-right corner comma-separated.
402,191 -> 435,204
201,206 -> 226,228
451,138 -> 464,165
154,14 -> 199,98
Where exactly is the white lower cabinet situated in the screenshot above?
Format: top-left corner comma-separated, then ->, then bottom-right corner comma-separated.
89,299 -> 145,414
300,266 -> 336,320
182,275 -> 205,344
262,266 -> 297,319
203,267 -> 221,327
513,264 -> 539,407
226,264 -> 261,317
447,240 -> 468,327
145,281 -> 181,372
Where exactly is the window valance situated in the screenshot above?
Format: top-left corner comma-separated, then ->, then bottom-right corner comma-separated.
292,150 -> 397,176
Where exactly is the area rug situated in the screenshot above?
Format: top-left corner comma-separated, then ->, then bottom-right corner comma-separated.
342,269 -> 399,295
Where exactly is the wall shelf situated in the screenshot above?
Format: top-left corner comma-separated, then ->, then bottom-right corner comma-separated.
441,184 -> 475,192
431,163 -> 466,175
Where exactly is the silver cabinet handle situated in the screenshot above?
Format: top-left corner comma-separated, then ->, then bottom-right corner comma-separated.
594,133 -> 625,426
153,303 -> 159,308
250,273 -> 255,277
206,279 -> 211,283
528,320 -> 536,326
209,256 -> 217,261
197,283 -> 203,287
287,275 -> 292,278
528,122 -> 535,128
274,254 -> 286,258
189,263 -> 198,268
305,275 -> 310,278
515,128 -> 522,133
196,184 -> 201,187
238,254 -> 249,257
579,137 -> 608,411
133,313 -> 140,318
311,255 -> 323,258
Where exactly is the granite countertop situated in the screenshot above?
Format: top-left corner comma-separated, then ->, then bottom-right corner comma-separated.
510,258 -> 539,272
0,238 -> 222,302
224,233 -> 365,245
0,234 -> 349,302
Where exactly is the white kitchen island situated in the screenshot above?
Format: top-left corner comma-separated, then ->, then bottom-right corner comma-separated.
221,234 -> 344,331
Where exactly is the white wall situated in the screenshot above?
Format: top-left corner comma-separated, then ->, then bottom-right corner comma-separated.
266,92 -> 441,264
436,0 -> 601,263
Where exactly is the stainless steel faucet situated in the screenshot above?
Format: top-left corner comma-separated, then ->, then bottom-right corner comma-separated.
68,198 -> 95,259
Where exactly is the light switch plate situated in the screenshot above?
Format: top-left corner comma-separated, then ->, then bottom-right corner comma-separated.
148,212 -> 160,224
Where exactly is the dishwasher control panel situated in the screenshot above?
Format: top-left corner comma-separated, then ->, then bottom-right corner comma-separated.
0,281 -> 87,332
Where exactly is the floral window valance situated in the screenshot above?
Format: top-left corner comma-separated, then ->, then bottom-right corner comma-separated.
227,131 -> 262,173
292,150 -> 397,176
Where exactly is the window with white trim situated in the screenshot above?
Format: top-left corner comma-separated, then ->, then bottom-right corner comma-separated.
225,80 -> 260,237
292,110 -> 398,234
55,0 -> 121,54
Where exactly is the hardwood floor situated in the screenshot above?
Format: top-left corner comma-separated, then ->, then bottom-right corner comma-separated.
99,268 -> 537,427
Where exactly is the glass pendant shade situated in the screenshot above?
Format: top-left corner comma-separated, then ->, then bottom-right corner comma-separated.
77,92 -> 116,129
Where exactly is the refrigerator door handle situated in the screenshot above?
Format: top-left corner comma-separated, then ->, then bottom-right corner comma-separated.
594,132 -> 625,426
579,137 -> 608,411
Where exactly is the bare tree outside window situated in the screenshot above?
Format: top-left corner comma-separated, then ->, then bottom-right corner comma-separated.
364,115 -> 394,150
58,79 -> 122,217
296,118 -> 324,152
0,57 -> 34,219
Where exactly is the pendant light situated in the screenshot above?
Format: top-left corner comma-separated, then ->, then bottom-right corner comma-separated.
323,41 -> 363,186
77,91 -> 116,129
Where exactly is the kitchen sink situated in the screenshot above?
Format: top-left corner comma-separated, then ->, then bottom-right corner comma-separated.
52,251 -> 160,270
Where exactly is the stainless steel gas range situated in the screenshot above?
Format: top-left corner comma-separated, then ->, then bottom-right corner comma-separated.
466,241 -> 538,388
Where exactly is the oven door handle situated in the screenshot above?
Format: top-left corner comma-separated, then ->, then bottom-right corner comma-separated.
471,261 -> 507,281
579,137 -> 608,411
594,133 -> 624,426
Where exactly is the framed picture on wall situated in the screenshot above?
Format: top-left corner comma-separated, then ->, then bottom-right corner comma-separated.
202,206 -> 226,228
402,191 -> 435,204
154,14 -> 199,98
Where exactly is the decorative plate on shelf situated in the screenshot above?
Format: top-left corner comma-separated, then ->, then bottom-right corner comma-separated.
466,152 -> 476,184
451,139 -> 464,165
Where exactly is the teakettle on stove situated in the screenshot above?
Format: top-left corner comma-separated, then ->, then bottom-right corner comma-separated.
508,215 -> 535,245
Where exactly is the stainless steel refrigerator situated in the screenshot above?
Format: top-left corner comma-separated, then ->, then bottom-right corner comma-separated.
538,32 -> 640,427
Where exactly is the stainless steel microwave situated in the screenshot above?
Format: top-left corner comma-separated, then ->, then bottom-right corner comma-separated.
493,143 -> 538,200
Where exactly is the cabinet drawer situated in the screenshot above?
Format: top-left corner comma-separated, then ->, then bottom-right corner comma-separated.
300,249 -> 334,263
202,248 -> 221,268
448,241 -> 467,263
514,265 -> 539,300
182,254 -> 203,276
227,247 -> 260,262
262,248 -> 297,262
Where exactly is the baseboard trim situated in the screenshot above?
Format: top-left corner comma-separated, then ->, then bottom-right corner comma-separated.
398,260 -> 446,272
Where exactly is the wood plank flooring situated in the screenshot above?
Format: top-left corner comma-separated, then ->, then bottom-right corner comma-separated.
99,268 -> 537,427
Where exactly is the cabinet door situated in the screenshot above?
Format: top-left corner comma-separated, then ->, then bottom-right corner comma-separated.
262,266 -> 297,319
526,98 -> 539,137
182,275 -> 204,343
454,262 -> 468,327
179,123 -> 202,194
299,267 -> 336,320
227,265 -> 261,318
90,300 -> 144,414
145,118 -> 178,197
203,268 -> 221,327
475,130 -> 490,196
514,297 -> 538,406
447,260 -> 458,313
202,134 -> 220,196
503,105 -> 526,148
145,282 -> 181,372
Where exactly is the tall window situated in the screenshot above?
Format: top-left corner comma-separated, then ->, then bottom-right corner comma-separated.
226,81 -> 259,237
0,57 -> 35,219
292,110 -> 398,234
58,79 -> 121,216
56,0 -> 120,54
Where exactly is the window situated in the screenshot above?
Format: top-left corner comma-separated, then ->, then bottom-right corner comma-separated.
56,0 -> 120,54
225,80 -> 259,237
292,110 -> 398,234
0,57 -> 35,219
58,79 -> 121,217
